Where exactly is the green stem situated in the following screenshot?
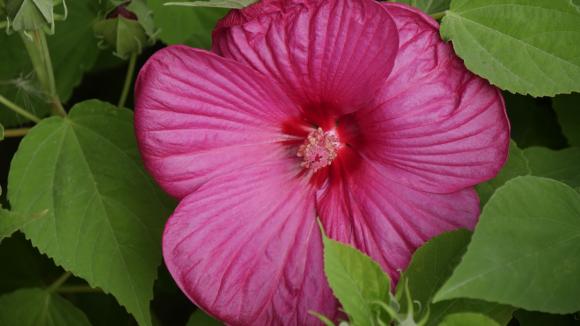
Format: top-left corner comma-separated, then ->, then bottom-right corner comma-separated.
57,285 -> 102,294
0,95 -> 41,123
20,31 -> 66,117
47,272 -> 72,293
430,11 -> 446,20
118,53 -> 138,108
4,127 -> 30,137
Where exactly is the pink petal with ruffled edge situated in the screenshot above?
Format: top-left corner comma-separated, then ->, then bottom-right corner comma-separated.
134,45 -> 301,199
213,0 -> 399,114
317,154 -> 480,283
163,158 -> 337,325
355,3 -> 509,194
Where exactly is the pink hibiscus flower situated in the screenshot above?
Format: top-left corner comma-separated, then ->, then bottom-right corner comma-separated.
134,0 -> 509,324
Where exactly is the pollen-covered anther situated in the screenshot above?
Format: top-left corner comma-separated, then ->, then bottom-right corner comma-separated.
297,127 -> 341,171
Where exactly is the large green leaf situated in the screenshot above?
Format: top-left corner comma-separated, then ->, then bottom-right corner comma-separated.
165,0 -> 256,9
440,0 -> 580,96
0,288 -> 91,326
524,147 -> 580,188
148,0 -> 227,47
476,140 -> 530,205
0,123 -> 3,140
434,176 -> 580,314
8,100 -> 173,326
322,236 -> 391,325
553,93 -> 580,147
0,0 -> 100,127
0,207 -> 45,243
393,0 -> 450,14
400,230 -> 513,326
438,313 -> 500,326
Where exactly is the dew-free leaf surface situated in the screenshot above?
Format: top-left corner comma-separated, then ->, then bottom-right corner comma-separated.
435,176 -> 580,314
8,100 -> 172,326
440,0 -> 580,96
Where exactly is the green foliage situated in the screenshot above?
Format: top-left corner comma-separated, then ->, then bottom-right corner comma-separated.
440,0 -> 580,96
147,0 -> 227,47
400,230 -> 513,326
393,0 -> 450,14
435,176 -> 580,314
0,207 -> 45,243
8,100 -> 172,326
186,309 -> 222,326
524,147 -> 580,188
553,93 -> 580,146
94,0 -> 157,59
0,0 -> 100,127
438,313 -> 500,326
0,288 -> 91,326
322,235 -> 392,325
0,123 -> 3,140
476,140 -> 530,205
165,0 -> 256,9
4,0 -> 55,33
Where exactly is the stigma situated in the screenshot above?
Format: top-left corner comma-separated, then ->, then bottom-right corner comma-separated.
297,128 -> 341,171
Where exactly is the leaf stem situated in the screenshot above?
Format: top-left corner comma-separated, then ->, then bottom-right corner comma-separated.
4,127 -> 31,137
20,30 -> 67,117
430,11 -> 446,20
0,95 -> 42,123
47,272 -> 72,293
118,53 -> 138,108
57,285 -> 103,294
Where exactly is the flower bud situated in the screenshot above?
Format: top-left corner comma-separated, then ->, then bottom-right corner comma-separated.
93,0 -> 157,59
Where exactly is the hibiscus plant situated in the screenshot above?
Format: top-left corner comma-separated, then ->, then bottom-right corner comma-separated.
0,0 -> 579,325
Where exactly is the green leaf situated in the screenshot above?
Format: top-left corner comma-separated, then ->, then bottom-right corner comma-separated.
322,235 -> 391,326
476,140 -> 530,205
147,0 -> 227,47
393,0 -> 450,14
0,288 -> 91,326
401,230 -> 513,326
440,0 -> 580,96
553,93 -> 580,146
438,313 -> 500,326
504,93 -> 567,149
514,310 -> 580,326
525,147 -> 580,188
0,123 -> 4,140
186,309 -> 222,326
434,176 -> 580,314
165,0 -> 256,9
8,100 -> 173,326
0,0 -> 100,127
0,208 -> 46,243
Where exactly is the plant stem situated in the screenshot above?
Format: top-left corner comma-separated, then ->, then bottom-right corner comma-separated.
0,95 -> 41,123
118,53 -> 138,108
430,11 -> 446,20
4,127 -> 30,137
47,272 -> 72,293
20,30 -> 67,117
57,285 -> 103,294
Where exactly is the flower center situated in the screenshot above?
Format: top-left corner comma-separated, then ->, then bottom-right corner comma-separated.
296,128 -> 341,171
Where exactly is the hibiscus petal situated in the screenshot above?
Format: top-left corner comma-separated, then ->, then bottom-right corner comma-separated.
135,45 -> 301,198
212,0 -> 399,113
355,3 -> 509,193
317,155 -> 479,282
163,158 -> 337,325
